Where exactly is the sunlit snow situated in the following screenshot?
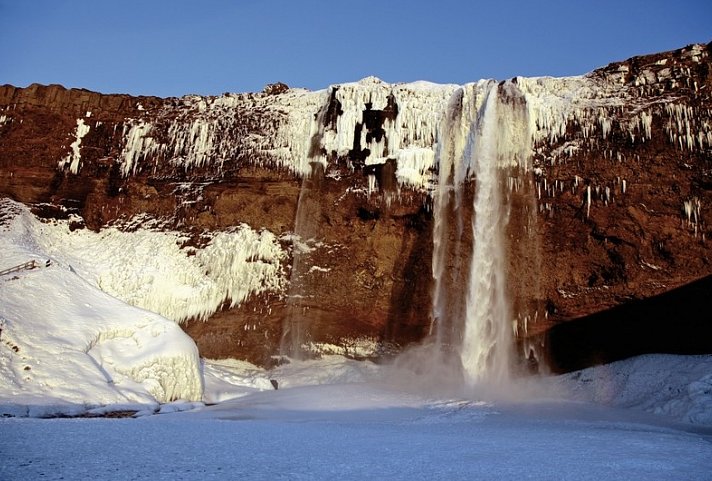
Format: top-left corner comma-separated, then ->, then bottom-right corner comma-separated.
2,353 -> 712,481
0,204 -> 203,415
3,201 -> 285,323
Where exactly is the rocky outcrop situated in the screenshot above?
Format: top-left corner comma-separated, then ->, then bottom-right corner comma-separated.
1,43 -> 710,370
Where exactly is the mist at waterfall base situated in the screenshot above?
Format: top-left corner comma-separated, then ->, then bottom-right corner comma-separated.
388,80 -> 540,400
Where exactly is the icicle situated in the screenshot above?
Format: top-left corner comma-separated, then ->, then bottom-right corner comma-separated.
367,174 -> 377,195
58,119 -> 91,174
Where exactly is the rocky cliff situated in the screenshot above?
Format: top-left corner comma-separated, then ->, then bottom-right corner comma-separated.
1,42 -> 710,371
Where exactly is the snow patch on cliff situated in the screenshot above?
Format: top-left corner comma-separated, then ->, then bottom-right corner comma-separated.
121,120 -> 159,176
518,69 -> 711,166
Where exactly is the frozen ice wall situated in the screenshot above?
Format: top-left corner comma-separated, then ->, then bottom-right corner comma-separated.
114,78 -> 458,190
302,78 -> 458,188
108,44 -> 709,198
25,214 -> 286,324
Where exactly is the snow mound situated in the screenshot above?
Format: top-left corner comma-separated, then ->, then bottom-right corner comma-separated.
270,355 -> 382,389
200,355 -> 381,404
561,353 -> 712,425
202,358 -> 274,404
0,201 -> 203,417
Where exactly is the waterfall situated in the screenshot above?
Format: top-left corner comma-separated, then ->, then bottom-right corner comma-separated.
461,84 -> 512,383
279,91 -> 331,359
431,80 -> 532,384
279,162 -> 324,359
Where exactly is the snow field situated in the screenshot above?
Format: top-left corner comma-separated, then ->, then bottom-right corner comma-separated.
2,368 -> 712,481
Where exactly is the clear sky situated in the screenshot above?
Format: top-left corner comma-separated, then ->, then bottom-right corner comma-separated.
1,0 -> 710,98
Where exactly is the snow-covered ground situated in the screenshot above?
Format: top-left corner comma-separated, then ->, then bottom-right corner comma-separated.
2,360 -> 712,481
2,199 -> 712,479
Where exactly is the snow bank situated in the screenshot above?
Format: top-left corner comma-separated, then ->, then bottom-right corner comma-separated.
560,353 -> 712,425
200,355 -> 382,404
0,201 -> 203,416
270,355 -> 381,389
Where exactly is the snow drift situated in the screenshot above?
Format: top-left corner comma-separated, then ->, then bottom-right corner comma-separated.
0,200 -> 203,416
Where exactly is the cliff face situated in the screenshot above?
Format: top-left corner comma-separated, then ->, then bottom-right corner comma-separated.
1,43 -> 710,369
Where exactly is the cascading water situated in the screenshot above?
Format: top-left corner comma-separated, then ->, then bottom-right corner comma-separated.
279,162 -> 324,359
431,80 -> 532,384
279,91 -> 331,360
461,84 -> 512,383
430,88 -> 469,349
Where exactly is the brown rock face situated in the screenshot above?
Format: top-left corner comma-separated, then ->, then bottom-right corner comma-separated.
526,45 -> 712,367
1,43 -> 711,371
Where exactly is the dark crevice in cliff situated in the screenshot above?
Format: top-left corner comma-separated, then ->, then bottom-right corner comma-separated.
383,205 -> 433,345
347,94 -> 399,167
323,87 -> 343,130
544,274 -> 712,373
364,158 -> 398,194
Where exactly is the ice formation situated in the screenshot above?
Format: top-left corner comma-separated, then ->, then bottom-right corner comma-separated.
305,78 -> 458,186
21,207 -> 286,324
116,79 -> 458,189
111,44 -> 711,197
58,118 -> 90,174
0,200 -> 203,415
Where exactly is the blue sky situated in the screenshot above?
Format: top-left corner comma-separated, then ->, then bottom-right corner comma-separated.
1,0 -> 710,97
